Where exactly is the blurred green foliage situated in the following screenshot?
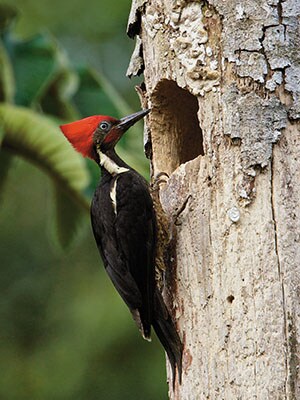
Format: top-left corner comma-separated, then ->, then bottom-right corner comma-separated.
0,3 -> 167,399
0,162 -> 166,400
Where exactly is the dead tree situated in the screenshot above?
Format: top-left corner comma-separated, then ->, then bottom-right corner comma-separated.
127,1 -> 300,398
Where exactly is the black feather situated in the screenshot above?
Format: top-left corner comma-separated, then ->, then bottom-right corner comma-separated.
91,149 -> 183,384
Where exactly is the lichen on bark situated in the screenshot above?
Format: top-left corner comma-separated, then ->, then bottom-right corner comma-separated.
222,86 -> 287,170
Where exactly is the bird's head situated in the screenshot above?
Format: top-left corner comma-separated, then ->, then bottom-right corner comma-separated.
60,109 -> 150,161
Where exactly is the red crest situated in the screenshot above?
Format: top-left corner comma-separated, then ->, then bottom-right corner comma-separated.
60,116 -> 103,159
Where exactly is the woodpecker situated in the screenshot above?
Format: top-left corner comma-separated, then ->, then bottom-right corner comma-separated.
60,109 -> 183,384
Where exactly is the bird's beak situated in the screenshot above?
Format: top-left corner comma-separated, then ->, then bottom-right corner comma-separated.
117,109 -> 150,132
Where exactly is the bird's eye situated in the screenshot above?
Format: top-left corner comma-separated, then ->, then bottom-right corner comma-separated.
99,121 -> 110,131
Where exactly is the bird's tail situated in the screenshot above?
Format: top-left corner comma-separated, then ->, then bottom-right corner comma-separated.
152,290 -> 183,387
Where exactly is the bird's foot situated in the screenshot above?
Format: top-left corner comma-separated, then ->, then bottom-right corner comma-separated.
152,172 -> 169,191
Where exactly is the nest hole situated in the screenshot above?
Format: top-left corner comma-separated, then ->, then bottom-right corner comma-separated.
150,80 -> 204,176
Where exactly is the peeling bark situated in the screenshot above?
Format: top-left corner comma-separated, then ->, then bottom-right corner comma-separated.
127,0 -> 300,398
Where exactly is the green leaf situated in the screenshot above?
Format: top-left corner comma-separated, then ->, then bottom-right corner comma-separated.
4,28 -> 80,119
0,41 -> 15,102
0,150 -> 14,200
0,120 -> 12,198
9,34 -> 57,106
0,103 -> 90,248
0,4 -> 18,35
7,32 -> 77,111
40,67 -> 79,120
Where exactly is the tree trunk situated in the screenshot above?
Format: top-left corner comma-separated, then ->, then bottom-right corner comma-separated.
127,1 -> 300,399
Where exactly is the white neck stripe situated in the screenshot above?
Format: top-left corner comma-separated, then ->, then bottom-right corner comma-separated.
110,177 -> 118,215
97,150 -> 129,176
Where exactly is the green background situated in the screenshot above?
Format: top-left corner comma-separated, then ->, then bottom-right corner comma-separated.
0,1 -> 168,399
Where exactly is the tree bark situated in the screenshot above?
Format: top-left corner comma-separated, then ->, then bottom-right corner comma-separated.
127,1 -> 300,399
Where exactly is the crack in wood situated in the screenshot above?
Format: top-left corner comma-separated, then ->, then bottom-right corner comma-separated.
174,195 -> 192,226
271,156 -> 288,399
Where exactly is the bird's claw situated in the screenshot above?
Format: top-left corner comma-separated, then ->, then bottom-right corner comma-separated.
152,172 -> 169,190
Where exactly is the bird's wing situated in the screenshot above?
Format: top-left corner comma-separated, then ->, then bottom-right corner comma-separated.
91,172 -> 155,317
114,173 -> 155,310
91,189 -> 142,310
